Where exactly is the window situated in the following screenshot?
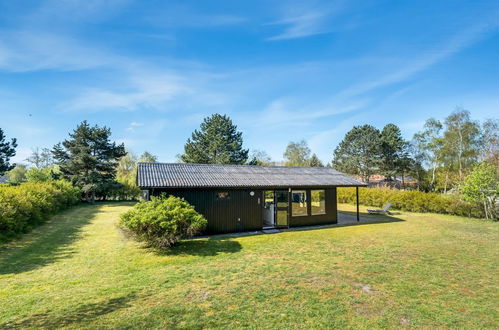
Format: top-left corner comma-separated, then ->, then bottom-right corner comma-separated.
311,190 -> 326,215
292,190 -> 307,216
217,192 -> 230,199
264,191 -> 274,209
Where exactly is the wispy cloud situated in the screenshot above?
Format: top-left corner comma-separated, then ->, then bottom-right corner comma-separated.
26,0 -> 131,26
266,1 -> 344,41
62,70 -> 192,112
118,119 -> 168,149
126,121 -> 144,132
0,30 -> 110,72
242,96 -> 368,130
337,18 -> 499,99
143,4 -> 246,29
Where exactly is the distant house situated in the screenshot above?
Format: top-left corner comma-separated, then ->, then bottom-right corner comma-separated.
137,163 -> 366,234
358,175 -> 418,189
0,174 -> 7,183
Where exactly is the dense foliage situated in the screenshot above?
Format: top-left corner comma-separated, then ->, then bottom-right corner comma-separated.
247,149 -> 273,166
25,166 -> 59,182
6,164 -> 27,183
284,140 -> 311,166
120,195 -> 207,248
138,151 -> 158,163
308,153 -> 324,167
0,181 -> 80,240
0,127 -> 17,175
460,162 -> 498,219
411,110 -> 495,192
333,125 -> 383,182
52,121 -> 126,201
180,114 -> 249,164
337,187 -> 486,218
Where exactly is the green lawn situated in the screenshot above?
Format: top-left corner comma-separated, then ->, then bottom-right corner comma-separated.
0,202 -> 497,329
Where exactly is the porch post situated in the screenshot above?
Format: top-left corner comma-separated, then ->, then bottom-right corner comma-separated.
356,186 -> 359,222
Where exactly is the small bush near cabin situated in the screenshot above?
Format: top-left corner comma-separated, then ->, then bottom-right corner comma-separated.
0,180 -> 80,240
337,187 -> 485,218
120,195 -> 207,248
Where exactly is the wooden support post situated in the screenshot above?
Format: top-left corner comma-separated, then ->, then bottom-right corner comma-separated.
356,186 -> 360,222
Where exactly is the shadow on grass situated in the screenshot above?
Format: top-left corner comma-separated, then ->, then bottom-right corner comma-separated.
2,293 -> 136,329
336,210 -> 405,227
0,204 -> 101,275
160,237 -> 243,257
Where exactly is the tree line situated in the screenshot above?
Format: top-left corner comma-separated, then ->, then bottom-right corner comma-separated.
330,109 -> 497,192
0,108 -> 497,216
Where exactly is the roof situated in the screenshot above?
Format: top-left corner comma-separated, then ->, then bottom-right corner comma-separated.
0,174 -> 7,183
137,163 -> 366,189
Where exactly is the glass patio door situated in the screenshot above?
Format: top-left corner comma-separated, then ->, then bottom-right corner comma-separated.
275,190 -> 289,227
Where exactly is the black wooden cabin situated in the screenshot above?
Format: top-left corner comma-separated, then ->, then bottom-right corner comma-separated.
137,163 -> 365,234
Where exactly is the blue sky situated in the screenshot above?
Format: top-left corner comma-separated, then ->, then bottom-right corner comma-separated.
1,0 -> 498,164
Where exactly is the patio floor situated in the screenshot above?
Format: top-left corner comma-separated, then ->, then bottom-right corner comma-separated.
198,211 -> 396,239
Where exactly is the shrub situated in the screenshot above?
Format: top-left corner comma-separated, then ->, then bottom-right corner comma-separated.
337,187 -> 485,218
105,182 -> 142,201
0,180 -> 80,240
120,195 -> 207,248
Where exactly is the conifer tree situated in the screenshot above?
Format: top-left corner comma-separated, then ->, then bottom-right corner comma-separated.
309,153 -> 324,167
52,121 -> 126,201
180,114 -> 248,164
332,125 -> 381,183
0,128 -> 17,175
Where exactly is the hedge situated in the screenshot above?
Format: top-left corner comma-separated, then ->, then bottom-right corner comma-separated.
0,181 -> 80,240
120,195 -> 207,248
337,187 -> 485,218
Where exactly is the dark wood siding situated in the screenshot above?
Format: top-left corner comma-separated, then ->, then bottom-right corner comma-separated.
289,188 -> 337,226
149,187 -> 338,234
152,188 -> 263,234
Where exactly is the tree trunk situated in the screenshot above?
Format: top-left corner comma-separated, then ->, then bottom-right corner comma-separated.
458,126 -> 464,180
430,161 -> 437,191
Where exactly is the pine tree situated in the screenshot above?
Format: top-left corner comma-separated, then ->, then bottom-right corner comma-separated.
332,125 -> 381,183
138,151 -> 158,163
309,153 -> 324,167
52,121 -> 126,202
180,114 -> 248,164
380,123 -> 407,180
0,128 -> 17,175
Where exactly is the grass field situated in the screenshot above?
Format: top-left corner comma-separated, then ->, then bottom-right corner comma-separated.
0,202 -> 497,329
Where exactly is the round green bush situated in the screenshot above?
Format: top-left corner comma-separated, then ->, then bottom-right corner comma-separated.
120,195 -> 207,248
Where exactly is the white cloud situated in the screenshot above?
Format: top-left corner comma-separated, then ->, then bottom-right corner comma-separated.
337,19 -> 499,99
26,0 -> 131,25
266,11 -> 330,41
143,4 -> 246,29
126,121 -> 144,132
0,30 -> 111,72
243,97 -> 368,129
266,1 -> 344,41
63,70 -> 192,113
